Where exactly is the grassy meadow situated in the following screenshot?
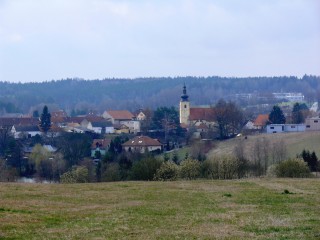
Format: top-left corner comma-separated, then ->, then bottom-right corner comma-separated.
209,131 -> 320,159
0,179 -> 320,239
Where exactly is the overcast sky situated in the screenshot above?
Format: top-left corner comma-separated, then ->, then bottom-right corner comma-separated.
0,0 -> 319,82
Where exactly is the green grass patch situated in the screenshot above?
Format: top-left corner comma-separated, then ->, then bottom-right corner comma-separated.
0,179 -> 319,239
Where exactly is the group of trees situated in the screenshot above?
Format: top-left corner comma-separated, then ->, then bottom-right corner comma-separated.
300,149 -> 319,172
268,102 -> 310,125
0,75 -> 319,114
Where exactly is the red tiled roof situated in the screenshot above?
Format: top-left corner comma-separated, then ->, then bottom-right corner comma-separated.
253,114 -> 269,126
52,115 -> 105,124
122,136 -> 162,147
91,139 -> 111,149
106,110 -> 134,120
84,115 -> 105,122
0,117 -> 39,127
189,108 -> 215,121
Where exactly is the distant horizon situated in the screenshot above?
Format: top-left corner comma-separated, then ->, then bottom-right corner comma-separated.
1,74 -> 320,84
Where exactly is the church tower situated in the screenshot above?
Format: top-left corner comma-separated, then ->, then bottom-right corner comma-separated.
179,84 -> 190,124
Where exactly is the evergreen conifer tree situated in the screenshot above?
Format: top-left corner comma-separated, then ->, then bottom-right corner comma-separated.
40,105 -> 51,133
269,106 -> 286,124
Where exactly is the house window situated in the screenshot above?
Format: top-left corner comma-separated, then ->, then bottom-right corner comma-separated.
314,120 -> 318,123
270,127 -> 274,129
306,125 -> 310,128
291,126 -> 295,128
184,104 -> 187,108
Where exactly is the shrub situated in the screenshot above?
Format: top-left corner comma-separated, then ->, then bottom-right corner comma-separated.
130,157 -> 162,180
154,161 -> 179,181
275,158 -> 311,178
179,159 -> 201,180
201,158 -> 219,179
266,164 -> 277,178
60,166 -> 89,183
202,155 -> 239,179
102,163 -> 121,182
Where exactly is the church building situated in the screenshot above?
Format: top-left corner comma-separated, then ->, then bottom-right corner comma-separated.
179,84 -> 215,128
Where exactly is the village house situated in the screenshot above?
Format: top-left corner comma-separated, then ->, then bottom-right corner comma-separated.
91,139 -> 111,158
91,121 -> 114,134
113,124 -> 130,134
305,117 -> 320,131
243,120 -> 257,130
135,110 -> 146,121
266,124 -> 306,134
122,136 -> 162,153
253,114 -> 269,130
11,125 -> 41,139
119,120 -> 141,134
80,119 -> 114,134
102,110 -> 134,124
0,117 -> 39,127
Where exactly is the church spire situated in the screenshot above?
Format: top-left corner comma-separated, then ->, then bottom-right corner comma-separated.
181,83 -> 189,102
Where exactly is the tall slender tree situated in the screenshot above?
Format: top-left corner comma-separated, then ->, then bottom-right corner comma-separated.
39,105 -> 51,133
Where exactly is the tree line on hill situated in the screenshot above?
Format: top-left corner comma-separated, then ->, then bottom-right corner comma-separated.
1,127 -> 319,183
0,75 -> 319,115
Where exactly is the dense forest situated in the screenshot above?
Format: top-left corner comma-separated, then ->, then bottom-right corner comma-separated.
0,75 -> 319,115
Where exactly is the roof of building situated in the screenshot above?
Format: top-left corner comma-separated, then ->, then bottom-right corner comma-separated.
189,107 -> 215,121
43,145 -> 57,152
122,136 -> 162,147
106,110 -> 134,120
91,121 -> 113,127
0,117 -> 39,127
14,125 -> 40,132
253,114 -> 269,126
91,139 -> 111,149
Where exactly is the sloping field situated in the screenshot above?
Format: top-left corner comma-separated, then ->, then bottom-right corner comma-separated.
0,179 -> 320,239
209,131 -> 320,159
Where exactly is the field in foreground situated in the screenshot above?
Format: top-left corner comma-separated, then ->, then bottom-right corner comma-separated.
0,179 -> 320,239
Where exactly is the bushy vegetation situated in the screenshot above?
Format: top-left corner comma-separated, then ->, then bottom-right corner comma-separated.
202,155 -> 239,179
154,161 -> 179,181
274,158 -> 311,178
60,166 -> 89,183
130,157 -> 162,181
179,159 -> 201,180
101,163 -> 121,182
